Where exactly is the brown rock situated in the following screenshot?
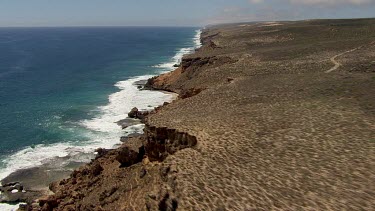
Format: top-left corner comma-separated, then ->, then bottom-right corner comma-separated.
18,203 -> 29,211
142,156 -> 150,166
140,168 -> 147,178
49,181 -> 59,193
128,107 -> 139,118
41,203 -> 52,211
95,148 -> 110,158
136,110 -> 150,120
115,147 -> 141,167
63,205 -> 75,211
90,162 -> 103,176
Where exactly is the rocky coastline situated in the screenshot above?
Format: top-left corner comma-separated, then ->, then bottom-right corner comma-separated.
18,98 -> 199,210
8,18 -> 375,210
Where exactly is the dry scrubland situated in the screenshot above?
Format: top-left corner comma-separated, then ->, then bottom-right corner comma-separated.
33,19 -> 375,210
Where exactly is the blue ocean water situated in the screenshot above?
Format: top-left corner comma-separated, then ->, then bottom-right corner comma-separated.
0,27 -> 200,181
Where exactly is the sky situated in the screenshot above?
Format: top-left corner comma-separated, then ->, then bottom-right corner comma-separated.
0,0 -> 374,27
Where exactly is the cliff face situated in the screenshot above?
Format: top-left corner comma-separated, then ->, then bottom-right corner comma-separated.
31,19 -> 375,210
30,117 -> 200,211
146,51 -> 238,98
144,125 -> 197,162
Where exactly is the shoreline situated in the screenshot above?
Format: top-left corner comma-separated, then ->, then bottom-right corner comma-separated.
0,77 -> 179,209
0,29 -> 201,209
0,75 -> 177,185
13,28 -> 203,210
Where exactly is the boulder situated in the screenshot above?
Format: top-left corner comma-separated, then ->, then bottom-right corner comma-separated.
18,203 -> 29,211
39,195 -> 58,209
136,110 -> 149,120
49,181 -> 59,193
128,107 -> 139,118
41,203 -> 51,211
0,182 -> 19,192
127,107 -> 150,120
90,162 -> 103,176
14,183 -> 23,191
0,189 -> 42,204
116,147 -> 141,167
95,148 -> 110,158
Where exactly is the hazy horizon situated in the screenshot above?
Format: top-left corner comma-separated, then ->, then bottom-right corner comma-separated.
0,0 -> 374,27
0,17 -> 375,28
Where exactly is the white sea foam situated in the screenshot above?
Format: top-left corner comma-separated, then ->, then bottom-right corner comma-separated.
153,47 -> 194,70
0,203 -> 25,211
153,29 -> 202,71
81,75 -> 173,133
194,29 -> 202,48
0,75 -> 174,182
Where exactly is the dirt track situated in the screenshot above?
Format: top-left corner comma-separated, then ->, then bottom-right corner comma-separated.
326,45 -> 364,73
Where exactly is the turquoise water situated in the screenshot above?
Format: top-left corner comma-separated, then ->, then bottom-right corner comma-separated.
0,27 -> 200,180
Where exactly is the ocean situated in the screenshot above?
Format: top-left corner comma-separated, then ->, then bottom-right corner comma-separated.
0,26 -> 200,209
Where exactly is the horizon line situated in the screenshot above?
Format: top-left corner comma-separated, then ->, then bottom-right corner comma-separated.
1,17 -> 374,28
0,25 -> 203,28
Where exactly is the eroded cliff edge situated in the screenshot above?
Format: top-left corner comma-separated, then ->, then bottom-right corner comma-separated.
33,125 -> 199,211
29,19 -> 375,210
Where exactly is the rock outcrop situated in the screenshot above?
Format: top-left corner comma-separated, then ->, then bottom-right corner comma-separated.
116,146 -> 144,167
128,107 -> 150,121
28,118 -> 199,210
144,125 -> 198,161
0,182 -> 44,205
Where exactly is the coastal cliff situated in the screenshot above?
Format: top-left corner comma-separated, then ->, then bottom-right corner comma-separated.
28,18 -> 375,210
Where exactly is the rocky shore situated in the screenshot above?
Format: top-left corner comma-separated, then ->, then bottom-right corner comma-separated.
17,18 -> 375,210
